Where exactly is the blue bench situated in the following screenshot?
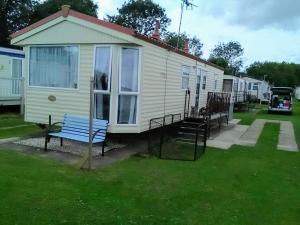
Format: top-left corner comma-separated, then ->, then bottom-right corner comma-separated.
45,114 -> 108,156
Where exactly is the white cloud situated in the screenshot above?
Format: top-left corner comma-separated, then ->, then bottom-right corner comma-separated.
98,0 -> 300,67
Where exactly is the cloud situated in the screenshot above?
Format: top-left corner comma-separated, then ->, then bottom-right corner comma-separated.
199,0 -> 300,30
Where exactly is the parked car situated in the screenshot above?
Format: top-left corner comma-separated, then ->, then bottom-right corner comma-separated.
268,87 -> 293,114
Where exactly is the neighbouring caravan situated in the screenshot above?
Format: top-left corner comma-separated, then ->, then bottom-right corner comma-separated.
11,6 -> 224,133
295,86 -> 300,100
0,47 -> 24,106
244,77 -> 270,103
223,75 -> 248,103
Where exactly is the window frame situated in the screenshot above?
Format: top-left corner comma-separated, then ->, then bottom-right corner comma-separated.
93,45 -> 113,94
28,45 -> 80,90
181,65 -> 191,90
92,45 -> 113,122
252,82 -> 259,91
214,73 -> 218,90
116,46 -> 141,126
202,71 -> 207,90
11,58 -> 23,78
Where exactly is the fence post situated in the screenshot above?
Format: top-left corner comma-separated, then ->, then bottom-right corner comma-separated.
88,76 -> 94,170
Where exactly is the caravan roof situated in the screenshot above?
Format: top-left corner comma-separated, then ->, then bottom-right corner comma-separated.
0,47 -> 25,58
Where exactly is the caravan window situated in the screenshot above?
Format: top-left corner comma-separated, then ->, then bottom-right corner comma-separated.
253,82 -> 259,90
29,46 -> 79,88
202,74 -> 207,90
94,46 -> 112,121
248,83 -> 251,90
181,65 -> 190,89
118,47 -> 139,124
12,59 -> 22,78
214,74 -> 218,90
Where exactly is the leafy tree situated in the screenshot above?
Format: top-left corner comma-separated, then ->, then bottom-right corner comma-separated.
246,61 -> 300,87
209,41 -> 244,75
164,32 -> 203,57
30,0 -> 98,24
107,0 -> 171,36
207,57 -> 228,71
0,0 -> 36,46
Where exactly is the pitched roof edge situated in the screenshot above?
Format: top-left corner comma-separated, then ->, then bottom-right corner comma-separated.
10,8 -> 224,71
10,11 -> 63,39
134,33 -> 224,71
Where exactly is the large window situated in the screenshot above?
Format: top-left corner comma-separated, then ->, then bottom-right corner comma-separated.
94,46 -> 112,121
118,48 -> 139,124
29,46 -> 79,88
181,65 -> 190,89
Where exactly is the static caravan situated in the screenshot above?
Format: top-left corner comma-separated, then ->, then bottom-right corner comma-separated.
223,75 -> 248,103
244,77 -> 270,103
11,6 -> 224,133
0,47 -> 24,106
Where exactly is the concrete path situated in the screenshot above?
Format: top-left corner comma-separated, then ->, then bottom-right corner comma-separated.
238,119 -> 266,146
207,118 -> 298,152
207,124 -> 248,149
277,121 -> 298,152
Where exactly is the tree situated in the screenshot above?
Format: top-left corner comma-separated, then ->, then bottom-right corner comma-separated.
207,57 -> 228,71
30,0 -> 98,24
209,41 -> 244,75
246,61 -> 300,87
107,0 -> 171,36
0,0 -> 36,46
164,32 -> 203,57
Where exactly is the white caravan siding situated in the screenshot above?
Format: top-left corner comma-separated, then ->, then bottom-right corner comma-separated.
197,67 -> 223,109
140,43 -> 197,131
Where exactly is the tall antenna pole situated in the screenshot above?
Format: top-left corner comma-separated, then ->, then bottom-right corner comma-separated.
176,2 -> 184,48
176,0 -> 197,48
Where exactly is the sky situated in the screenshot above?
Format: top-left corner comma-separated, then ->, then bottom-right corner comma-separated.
97,0 -> 300,69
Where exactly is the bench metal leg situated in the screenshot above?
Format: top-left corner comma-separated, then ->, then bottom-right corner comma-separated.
102,142 -> 105,157
60,138 -> 63,147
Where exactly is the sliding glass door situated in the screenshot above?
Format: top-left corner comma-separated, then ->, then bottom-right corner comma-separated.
94,46 -> 112,121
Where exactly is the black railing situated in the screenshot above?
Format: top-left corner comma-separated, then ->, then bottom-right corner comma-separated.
233,91 -> 249,103
148,113 -> 207,161
206,92 -> 231,116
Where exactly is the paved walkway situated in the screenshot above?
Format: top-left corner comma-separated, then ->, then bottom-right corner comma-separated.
208,119 -> 298,151
207,122 -> 248,149
278,121 -> 298,151
238,119 -> 266,146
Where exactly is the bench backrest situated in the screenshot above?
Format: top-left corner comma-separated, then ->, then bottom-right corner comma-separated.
61,114 -> 108,140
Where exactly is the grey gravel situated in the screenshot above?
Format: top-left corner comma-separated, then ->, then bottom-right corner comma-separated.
14,137 -> 126,157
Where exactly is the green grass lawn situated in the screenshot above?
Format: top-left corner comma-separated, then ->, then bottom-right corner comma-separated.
0,114 -> 43,139
0,115 -> 300,224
